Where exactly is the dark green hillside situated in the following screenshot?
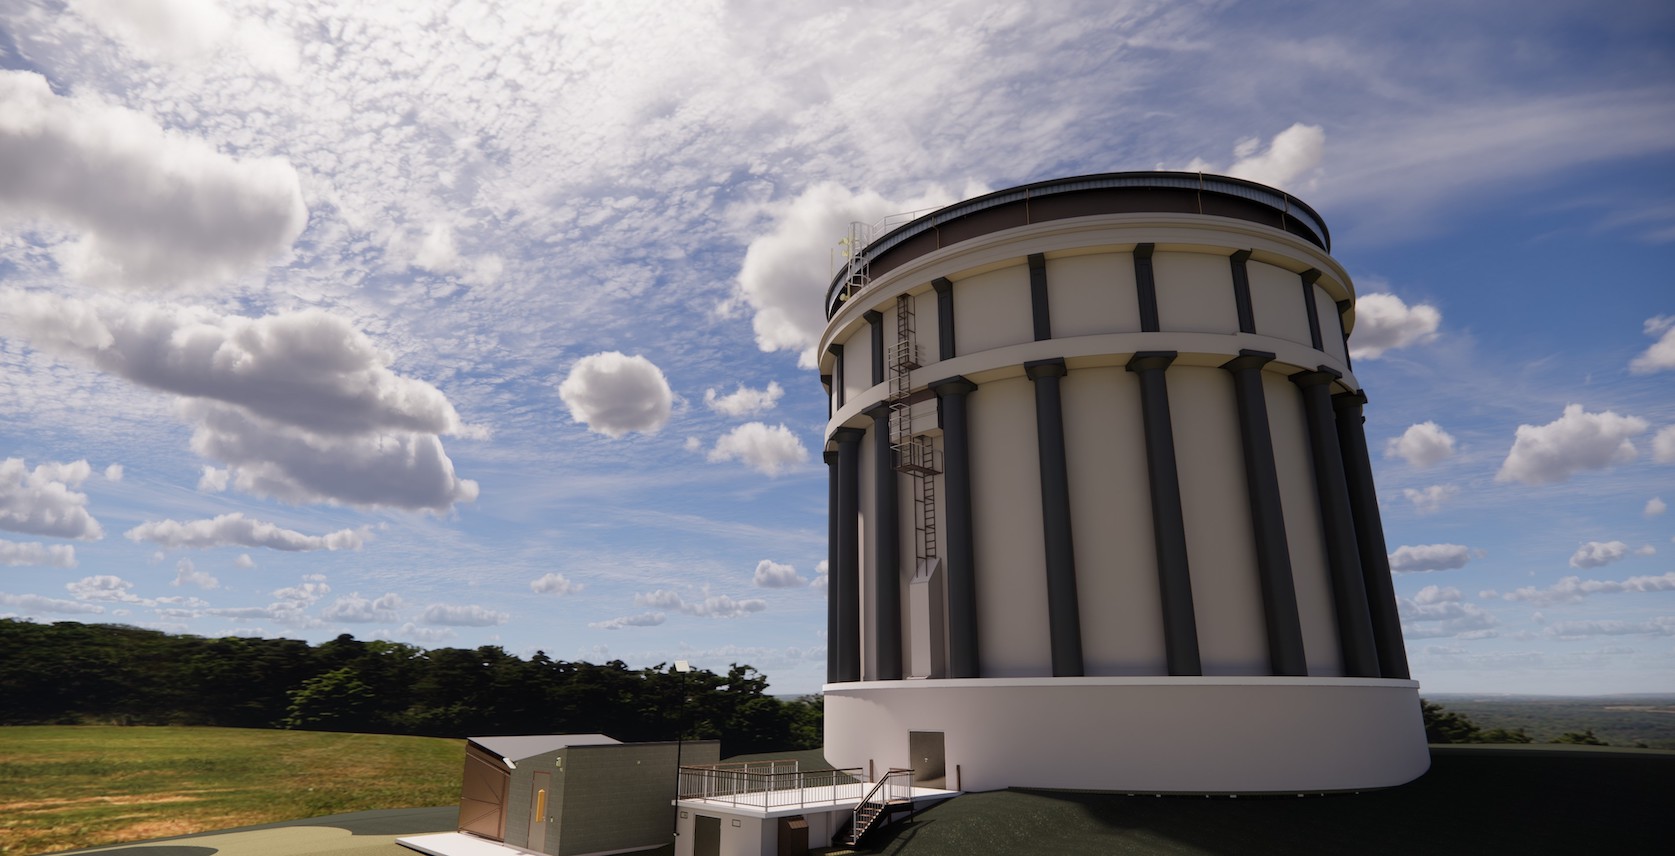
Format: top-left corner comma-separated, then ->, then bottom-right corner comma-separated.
855,746 -> 1670,855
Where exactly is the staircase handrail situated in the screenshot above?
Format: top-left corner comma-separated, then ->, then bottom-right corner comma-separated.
849,767 -> 914,845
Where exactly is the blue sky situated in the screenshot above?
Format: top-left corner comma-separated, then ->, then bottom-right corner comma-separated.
1,0 -> 1671,696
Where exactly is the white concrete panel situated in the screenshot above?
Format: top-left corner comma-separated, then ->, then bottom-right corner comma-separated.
1248,261 -> 1313,347
1314,284 -> 1348,364
825,677 -> 1429,794
968,376 -> 1050,677
1154,251 -> 1239,334
1264,374 -> 1343,676
1061,367 -> 1166,675
843,329 -> 872,403
1167,366 -> 1267,675
1046,252 -> 1142,339
954,264 -> 1032,356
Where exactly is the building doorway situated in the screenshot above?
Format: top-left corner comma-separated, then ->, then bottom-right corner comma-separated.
909,731 -> 946,788
693,814 -> 721,856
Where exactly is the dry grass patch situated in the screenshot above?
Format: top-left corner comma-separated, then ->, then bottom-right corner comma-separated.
0,725 -> 462,855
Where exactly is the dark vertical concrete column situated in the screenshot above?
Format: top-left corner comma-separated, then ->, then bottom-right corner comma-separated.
832,427 -> 865,683
829,344 -> 845,410
1229,250 -> 1256,334
1290,369 -> 1379,677
1029,253 -> 1051,341
865,404 -> 902,681
821,375 -> 833,420
865,310 -> 885,386
1220,351 -> 1308,676
932,277 -> 956,360
1334,391 -> 1411,680
1025,359 -> 1083,676
1134,244 -> 1160,332
824,449 -> 840,684
932,376 -> 981,678
1300,269 -> 1324,351
1125,352 -> 1201,676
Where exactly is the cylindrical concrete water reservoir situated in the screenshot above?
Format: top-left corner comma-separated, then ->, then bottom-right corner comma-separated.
818,172 -> 1427,794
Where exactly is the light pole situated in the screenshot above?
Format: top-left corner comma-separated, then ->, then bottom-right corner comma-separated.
671,660 -> 691,848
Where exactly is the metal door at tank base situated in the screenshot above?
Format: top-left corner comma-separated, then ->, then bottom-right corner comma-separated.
910,731 -> 946,789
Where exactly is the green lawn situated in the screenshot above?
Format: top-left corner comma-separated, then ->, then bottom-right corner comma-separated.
0,726 -> 462,855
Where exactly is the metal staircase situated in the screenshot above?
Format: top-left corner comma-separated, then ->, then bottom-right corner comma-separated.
846,768 -> 915,846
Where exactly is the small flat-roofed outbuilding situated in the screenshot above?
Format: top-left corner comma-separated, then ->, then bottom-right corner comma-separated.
438,733 -> 719,856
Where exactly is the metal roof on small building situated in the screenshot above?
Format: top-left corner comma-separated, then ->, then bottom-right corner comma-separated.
467,734 -> 620,764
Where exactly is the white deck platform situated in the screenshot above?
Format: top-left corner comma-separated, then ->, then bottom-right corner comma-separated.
676,782 -> 960,819
397,831 -> 536,856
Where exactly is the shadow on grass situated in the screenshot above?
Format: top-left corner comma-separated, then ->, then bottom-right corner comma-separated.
858,746 -> 1671,855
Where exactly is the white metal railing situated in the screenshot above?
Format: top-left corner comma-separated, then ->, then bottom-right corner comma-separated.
677,763 -> 867,810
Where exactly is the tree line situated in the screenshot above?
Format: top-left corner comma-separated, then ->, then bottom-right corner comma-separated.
0,619 -> 821,756
1421,699 -> 1620,746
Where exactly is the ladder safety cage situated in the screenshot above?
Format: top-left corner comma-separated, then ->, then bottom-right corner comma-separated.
887,293 -> 940,571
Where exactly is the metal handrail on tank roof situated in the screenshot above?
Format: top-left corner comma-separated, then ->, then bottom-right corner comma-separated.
823,171 -> 1331,319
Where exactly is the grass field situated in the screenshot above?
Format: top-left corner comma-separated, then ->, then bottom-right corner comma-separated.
0,726 -> 462,855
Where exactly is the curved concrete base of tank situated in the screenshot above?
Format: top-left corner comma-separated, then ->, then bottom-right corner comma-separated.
824,676 -> 1429,794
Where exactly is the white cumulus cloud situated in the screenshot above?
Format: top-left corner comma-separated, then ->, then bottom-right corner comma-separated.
1385,422 -> 1456,468
0,458 -> 103,540
125,513 -> 367,552
1496,404 -> 1647,485
419,603 -> 509,626
531,573 -> 583,596
705,382 -> 784,417
0,592 -> 105,614
1544,617 -> 1675,639
103,464 -> 123,481
1500,571 -> 1675,605
1,296 -> 480,512
171,558 -> 219,590
1647,497 -> 1668,518
67,574 -> 149,604
64,0 -> 300,75
732,181 -> 975,367
1403,484 -> 1457,515
634,588 -> 768,619
0,70 -> 306,288
1655,426 -> 1675,464
558,352 -> 673,438
1347,293 -> 1442,360
753,559 -> 807,588
1569,540 -> 1630,569
1389,543 -> 1473,573
1397,584 -> 1497,639
589,612 -> 666,630
323,592 -> 403,623
708,422 -> 809,476
1629,315 -> 1675,374
1186,123 -> 1326,192
184,401 -> 479,511
0,539 -> 76,568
